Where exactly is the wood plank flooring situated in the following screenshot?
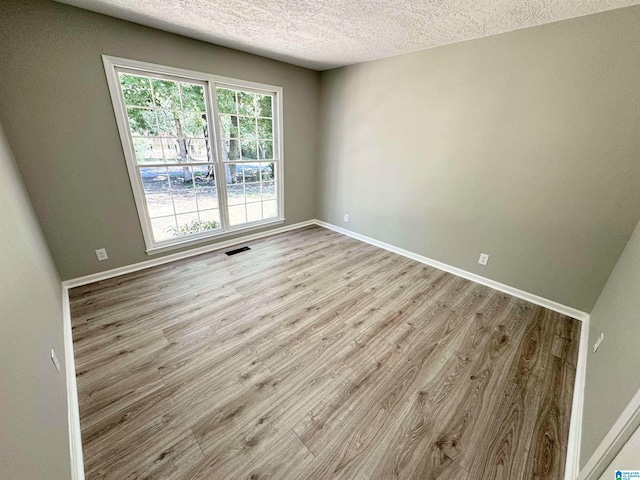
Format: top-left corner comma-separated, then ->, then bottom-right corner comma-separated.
69,225 -> 580,480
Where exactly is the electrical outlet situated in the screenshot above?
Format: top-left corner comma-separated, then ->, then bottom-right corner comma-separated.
478,253 -> 490,266
593,332 -> 604,353
95,248 -> 109,261
50,349 -> 61,374
343,214 -> 349,223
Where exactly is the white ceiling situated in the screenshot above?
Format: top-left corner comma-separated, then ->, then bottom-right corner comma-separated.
55,0 -> 640,70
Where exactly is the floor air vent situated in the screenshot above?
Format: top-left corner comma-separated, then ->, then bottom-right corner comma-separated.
225,246 -> 251,256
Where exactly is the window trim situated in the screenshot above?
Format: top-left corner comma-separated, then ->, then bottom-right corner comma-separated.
102,55 -> 285,254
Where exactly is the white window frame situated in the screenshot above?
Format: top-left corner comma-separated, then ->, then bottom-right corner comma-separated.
102,55 -> 285,254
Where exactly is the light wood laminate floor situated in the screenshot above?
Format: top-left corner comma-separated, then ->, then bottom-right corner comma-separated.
70,225 -> 580,480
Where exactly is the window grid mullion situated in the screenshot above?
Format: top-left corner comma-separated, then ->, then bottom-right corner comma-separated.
207,81 -> 231,232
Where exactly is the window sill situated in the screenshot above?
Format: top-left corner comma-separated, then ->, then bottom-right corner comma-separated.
145,218 -> 285,255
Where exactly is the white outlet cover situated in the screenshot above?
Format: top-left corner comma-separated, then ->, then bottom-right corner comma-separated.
593,332 -> 604,353
478,253 -> 490,266
95,248 -> 109,261
50,349 -> 61,374
344,214 -> 349,222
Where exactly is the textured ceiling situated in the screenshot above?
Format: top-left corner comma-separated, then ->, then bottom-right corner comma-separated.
55,0 -> 640,70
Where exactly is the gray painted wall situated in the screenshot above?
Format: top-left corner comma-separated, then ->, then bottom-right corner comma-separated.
581,219 -> 640,465
0,123 -> 71,479
0,0 -> 320,281
316,6 -> 640,312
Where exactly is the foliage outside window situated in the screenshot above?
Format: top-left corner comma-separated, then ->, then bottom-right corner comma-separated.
103,56 -> 283,252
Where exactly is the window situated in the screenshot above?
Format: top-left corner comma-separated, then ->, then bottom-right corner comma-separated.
103,56 -> 283,253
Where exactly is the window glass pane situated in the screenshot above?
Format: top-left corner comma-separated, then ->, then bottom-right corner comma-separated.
192,166 -> 218,209
241,164 -> 260,183
167,165 -> 194,187
168,166 -> 197,213
222,139 -> 240,162
257,118 -> 272,139
127,108 -> 158,136
261,181 -> 276,200
245,182 -> 260,204
162,138 -> 180,162
146,194 -> 175,218
225,163 -> 244,184
227,184 -> 245,205
120,74 -> 153,107
263,200 -> 278,219
133,138 -> 164,164
220,115 -> 238,138
257,94 -> 272,117
199,209 -> 221,231
172,190 -> 197,214
183,111 -> 207,138
247,202 -> 262,223
181,83 -> 205,111
258,140 -> 273,160
228,205 -> 247,226
157,110 -> 179,137
241,140 -> 258,160
187,139 -> 208,162
237,91 -> 257,116
192,166 -> 216,188
142,168 -> 174,223
260,162 -> 276,181
152,79 -> 181,110
174,212 -> 201,235
173,139 -> 195,163
185,139 -> 211,163
239,117 -> 257,140
216,88 -> 237,114
141,167 -> 170,193
151,216 -> 178,242
197,188 -> 218,210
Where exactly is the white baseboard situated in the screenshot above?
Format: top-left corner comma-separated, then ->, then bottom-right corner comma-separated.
565,316 -> 590,479
62,289 -> 85,480
578,387 -> 640,480
314,220 -> 589,322
62,220 -> 316,289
